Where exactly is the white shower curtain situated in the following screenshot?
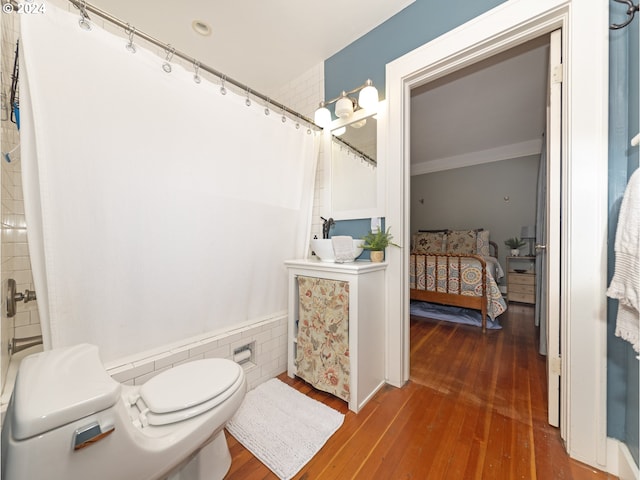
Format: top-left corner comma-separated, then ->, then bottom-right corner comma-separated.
19,4 -> 318,363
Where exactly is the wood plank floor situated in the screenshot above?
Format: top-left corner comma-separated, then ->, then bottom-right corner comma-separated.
224,303 -> 616,479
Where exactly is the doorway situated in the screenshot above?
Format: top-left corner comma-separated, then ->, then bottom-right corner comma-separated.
409,31 -> 559,412
407,32 -> 562,426
383,0 -> 609,469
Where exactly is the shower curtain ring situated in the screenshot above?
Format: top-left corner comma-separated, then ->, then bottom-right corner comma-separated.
220,76 -> 227,95
245,88 -> 252,107
162,45 -> 175,73
77,0 -> 91,31
265,98 -> 271,116
281,107 -> 287,123
125,24 -> 136,53
193,61 -> 201,84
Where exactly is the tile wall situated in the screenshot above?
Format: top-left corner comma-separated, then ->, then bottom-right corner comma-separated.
272,64 -> 326,241
1,8 -> 40,394
106,314 -> 289,391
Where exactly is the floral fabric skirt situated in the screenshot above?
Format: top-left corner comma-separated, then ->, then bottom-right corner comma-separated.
295,275 -> 350,401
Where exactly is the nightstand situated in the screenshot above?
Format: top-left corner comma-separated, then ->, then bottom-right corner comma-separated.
506,256 -> 536,304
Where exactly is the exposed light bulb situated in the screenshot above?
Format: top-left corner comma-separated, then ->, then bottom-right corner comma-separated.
358,80 -> 378,111
335,94 -> 354,119
314,105 -> 331,128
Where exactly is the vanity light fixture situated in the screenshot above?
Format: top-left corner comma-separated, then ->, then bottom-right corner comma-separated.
314,79 -> 379,127
335,93 -> 355,118
358,79 -> 378,110
314,103 -> 332,128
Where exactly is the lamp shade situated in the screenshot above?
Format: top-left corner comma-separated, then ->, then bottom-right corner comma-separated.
358,81 -> 378,111
314,106 -> 331,128
335,94 -> 354,118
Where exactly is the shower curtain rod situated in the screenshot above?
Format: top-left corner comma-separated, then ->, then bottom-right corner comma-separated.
66,0 -> 317,129
65,0 -> 376,165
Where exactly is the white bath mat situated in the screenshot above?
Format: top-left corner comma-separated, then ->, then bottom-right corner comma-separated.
226,378 -> 344,480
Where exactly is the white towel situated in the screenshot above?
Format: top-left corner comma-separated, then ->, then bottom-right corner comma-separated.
607,169 -> 640,353
331,236 -> 355,263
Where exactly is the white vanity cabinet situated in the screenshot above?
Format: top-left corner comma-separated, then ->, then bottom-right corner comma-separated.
285,259 -> 387,413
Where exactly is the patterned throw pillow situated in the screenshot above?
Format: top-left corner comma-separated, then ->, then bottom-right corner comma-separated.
477,230 -> 491,256
412,232 -> 445,254
446,230 -> 477,254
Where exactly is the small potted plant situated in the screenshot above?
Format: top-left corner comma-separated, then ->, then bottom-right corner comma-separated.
504,237 -> 526,257
362,227 -> 400,262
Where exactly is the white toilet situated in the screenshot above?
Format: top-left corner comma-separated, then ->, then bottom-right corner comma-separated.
1,343 -> 247,480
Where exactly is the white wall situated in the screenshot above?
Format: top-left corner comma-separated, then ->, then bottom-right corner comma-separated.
410,155 -> 539,270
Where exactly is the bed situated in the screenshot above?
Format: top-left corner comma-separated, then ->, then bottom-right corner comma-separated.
409,229 -> 507,332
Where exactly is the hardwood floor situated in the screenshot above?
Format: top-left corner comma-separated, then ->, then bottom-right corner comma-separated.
224,304 -> 616,479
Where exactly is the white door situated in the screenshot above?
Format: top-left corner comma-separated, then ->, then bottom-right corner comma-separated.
544,28 -> 562,429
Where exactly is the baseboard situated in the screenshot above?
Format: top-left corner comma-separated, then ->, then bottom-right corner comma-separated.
607,437 -> 639,480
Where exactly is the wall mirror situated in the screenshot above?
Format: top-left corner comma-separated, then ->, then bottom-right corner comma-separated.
323,102 -> 385,220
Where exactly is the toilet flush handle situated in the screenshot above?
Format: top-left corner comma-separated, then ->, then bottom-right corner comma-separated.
73,422 -> 115,451
6,278 -> 37,318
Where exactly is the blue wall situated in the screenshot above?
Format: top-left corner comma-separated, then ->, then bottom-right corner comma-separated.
324,0 -> 504,103
328,218 -> 386,261
609,3 -> 640,465
328,0 -> 638,465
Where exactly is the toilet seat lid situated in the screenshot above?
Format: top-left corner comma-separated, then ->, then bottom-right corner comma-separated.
139,358 -> 241,415
11,344 -> 120,440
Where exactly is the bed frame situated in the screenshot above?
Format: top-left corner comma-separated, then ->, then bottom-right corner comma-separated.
410,253 -> 489,333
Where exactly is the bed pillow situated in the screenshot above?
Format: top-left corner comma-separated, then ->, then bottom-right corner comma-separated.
446,230 -> 477,254
477,230 -> 491,256
412,232 -> 445,254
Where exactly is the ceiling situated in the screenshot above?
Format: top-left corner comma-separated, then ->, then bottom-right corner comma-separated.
83,1 -> 547,171
410,36 -> 550,174
88,0 -> 414,95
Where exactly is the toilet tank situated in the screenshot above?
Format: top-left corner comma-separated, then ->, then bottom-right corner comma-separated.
10,343 -> 121,440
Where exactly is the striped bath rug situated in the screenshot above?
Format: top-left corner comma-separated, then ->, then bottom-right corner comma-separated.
226,378 -> 344,480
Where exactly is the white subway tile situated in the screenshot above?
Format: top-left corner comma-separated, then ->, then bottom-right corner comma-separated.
188,341 -> 218,358
134,366 -> 170,385
203,344 -> 231,359
176,354 -> 202,366
154,350 -> 189,370
110,361 -> 154,383
216,331 -> 243,347
14,324 -> 42,338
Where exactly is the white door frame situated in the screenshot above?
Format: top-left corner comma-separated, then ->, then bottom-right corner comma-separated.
546,27 -> 563,429
384,0 -> 608,471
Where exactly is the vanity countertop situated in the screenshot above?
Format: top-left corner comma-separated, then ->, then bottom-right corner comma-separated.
284,258 -> 387,273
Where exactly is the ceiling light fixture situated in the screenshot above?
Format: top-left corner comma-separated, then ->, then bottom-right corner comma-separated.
314,79 -> 379,128
192,20 -> 212,36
